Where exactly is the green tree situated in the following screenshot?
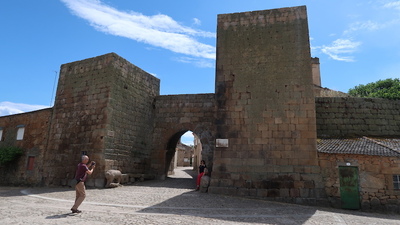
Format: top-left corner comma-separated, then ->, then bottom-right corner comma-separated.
0,146 -> 23,165
348,78 -> 400,100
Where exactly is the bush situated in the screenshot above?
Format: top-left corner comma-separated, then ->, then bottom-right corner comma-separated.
0,146 -> 23,165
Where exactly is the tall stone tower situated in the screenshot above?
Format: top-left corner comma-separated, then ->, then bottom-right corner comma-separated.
210,6 -> 324,202
43,53 -> 159,186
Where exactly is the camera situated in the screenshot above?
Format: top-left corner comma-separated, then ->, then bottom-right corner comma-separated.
91,161 -> 96,166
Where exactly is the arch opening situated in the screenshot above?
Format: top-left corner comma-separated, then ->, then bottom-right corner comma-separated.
165,130 -> 203,180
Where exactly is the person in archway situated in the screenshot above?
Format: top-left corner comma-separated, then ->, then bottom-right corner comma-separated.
196,160 -> 206,191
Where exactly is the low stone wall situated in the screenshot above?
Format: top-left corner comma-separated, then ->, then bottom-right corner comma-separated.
319,152 -> 400,212
316,97 -> 400,137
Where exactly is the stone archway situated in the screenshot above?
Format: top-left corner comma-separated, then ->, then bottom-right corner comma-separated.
165,130 -> 187,176
163,127 -> 214,178
152,93 -> 216,180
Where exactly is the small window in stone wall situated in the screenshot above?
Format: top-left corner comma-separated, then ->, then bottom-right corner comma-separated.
0,127 -> 3,141
16,125 -> 25,140
27,156 -> 35,170
393,175 -> 400,190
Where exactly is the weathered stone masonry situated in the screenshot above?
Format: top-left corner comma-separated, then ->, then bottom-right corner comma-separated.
152,94 -> 216,178
1,5 -> 400,212
42,53 -> 159,186
0,108 -> 52,185
316,97 -> 400,138
210,6 -> 324,203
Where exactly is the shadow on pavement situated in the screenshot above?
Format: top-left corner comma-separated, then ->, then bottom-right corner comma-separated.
137,190 -> 400,225
132,167 -> 197,190
137,191 -> 316,224
45,213 -> 77,219
134,167 -> 400,224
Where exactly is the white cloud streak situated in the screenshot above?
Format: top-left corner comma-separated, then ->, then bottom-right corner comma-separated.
344,20 -> 382,35
344,1 -> 400,36
383,1 -> 400,10
60,0 -> 216,59
320,39 -> 361,62
193,18 -> 201,26
174,57 -> 214,68
0,102 -> 49,117
316,1 -> 400,62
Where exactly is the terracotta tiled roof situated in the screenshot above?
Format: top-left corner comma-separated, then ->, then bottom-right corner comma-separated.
317,137 -> 400,157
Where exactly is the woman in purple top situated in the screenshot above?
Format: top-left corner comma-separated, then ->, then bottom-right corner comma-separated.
71,155 -> 95,213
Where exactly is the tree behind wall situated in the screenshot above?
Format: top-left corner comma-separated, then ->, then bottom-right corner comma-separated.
348,78 -> 400,100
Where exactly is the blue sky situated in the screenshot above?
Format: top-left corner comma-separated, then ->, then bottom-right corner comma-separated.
1,0 -> 400,144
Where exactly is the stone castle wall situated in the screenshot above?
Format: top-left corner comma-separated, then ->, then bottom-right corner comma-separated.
42,53 -> 159,187
152,94 -> 216,178
43,54 -> 115,186
104,53 -> 160,176
210,6 -> 324,204
0,108 -> 52,185
316,97 -> 400,138
104,54 -> 159,176
1,6 -> 399,212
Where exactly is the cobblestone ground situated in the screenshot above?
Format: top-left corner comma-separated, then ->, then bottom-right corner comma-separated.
1,167 -> 400,225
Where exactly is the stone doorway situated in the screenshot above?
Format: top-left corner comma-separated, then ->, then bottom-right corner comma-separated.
165,130 -> 202,177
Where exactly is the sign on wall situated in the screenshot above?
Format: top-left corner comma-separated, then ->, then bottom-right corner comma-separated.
216,139 -> 229,147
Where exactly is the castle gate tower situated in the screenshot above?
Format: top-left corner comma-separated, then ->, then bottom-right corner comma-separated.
210,6 -> 324,202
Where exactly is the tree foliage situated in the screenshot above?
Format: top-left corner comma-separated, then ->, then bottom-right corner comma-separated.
348,78 -> 400,100
0,146 -> 23,165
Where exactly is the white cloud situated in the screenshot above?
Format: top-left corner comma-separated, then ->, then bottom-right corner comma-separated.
343,1 -> 400,36
344,20 -> 382,35
0,102 -> 49,117
60,0 -> 216,59
383,1 -> 400,10
320,39 -> 361,62
174,57 -> 214,68
193,18 -> 201,26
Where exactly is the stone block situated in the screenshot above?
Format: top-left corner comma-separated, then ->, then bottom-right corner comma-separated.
328,197 -> 341,209
385,204 -> 399,213
85,179 -> 95,187
370,197 -> 381,206
94,178 -> 106,188
299,188 -> 310,198
361,200 -> 371,210
280,188 -> 289,197
257,189 -> 269,198
290,188 -> 300,197
121,174 -> 129,184
68,179 -> 76,187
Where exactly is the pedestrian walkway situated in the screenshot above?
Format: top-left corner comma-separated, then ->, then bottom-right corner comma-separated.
1,167 -> 400,224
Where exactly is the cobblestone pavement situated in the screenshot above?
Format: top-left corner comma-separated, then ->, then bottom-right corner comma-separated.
1,167 -> 400,225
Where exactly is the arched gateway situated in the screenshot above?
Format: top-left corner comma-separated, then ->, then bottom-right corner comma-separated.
1,6 -> 327,205
152,94 -> 216,179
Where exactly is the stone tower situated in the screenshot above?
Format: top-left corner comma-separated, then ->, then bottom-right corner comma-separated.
210,6 -> 324,202
43,53 -> 159,186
